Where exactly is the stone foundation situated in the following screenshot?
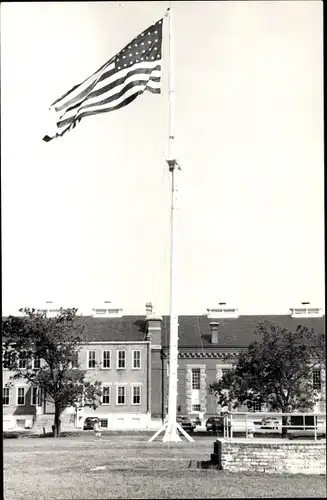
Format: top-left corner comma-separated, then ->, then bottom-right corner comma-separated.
212,438 -> 326,474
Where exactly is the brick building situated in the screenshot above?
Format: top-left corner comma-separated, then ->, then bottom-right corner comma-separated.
3,302 -> 158,431
2,301 -> 325,431
151,302 -> 326,424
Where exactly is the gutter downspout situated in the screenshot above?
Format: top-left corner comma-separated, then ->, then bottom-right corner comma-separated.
147,341 -> 151,425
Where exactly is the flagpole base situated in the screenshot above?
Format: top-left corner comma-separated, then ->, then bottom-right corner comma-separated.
148,421 -> 195,443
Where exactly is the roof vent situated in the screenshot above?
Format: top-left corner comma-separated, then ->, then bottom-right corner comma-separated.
207,302 -> 239,319
290,302 -> 323,318
37,301 -> 61,317
92,301 -> 123,318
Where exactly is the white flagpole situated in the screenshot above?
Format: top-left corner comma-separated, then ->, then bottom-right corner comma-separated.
149,4 -> 194,444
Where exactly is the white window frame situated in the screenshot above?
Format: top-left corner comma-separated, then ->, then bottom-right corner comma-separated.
101,385 -> 111,405
102,350 -> 111,369
131,384 -> 141,405
99,419 -> 108,429
192,368 -> 201,389
3,387 -> 10,406
117,350 -> 126,369
32,357 -> 41,369
313,369 -> 322,391
132,350 -> 141,369
16,387 -> 26,406
116,385 -> 126,405
71,352 -> 79,369
19,355 -> 27,370
31,387 -> 40,406
87,350 -> 96,369
3,351 -> 10,370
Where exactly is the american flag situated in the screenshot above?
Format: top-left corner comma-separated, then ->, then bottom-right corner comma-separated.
43,18 -> 163,142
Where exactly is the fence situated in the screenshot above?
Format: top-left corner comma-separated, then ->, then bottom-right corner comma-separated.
222,411 -> 326,441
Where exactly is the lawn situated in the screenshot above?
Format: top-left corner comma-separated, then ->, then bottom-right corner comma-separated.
4,434 -> 326,499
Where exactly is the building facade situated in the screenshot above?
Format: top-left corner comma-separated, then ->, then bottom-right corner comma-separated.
2,302 -> 325,431
151,303 -> 326,424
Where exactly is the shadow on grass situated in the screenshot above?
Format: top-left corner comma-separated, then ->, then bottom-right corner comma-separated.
187,459 -> 220,470
3,431 -> 75,439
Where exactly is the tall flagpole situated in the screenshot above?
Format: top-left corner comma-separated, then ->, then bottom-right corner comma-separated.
149,4 -> 194,444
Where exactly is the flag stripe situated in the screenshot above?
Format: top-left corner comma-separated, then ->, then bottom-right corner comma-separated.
52,59 -> 114,110
55,93 -> 141,139
57,78 -> 161,130
59,71 -> 161,124
44,18 -> 163,141
56,60 -> 160,114
88,62 -> 161,97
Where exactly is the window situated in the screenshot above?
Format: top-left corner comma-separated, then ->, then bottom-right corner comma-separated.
102,350 -> 111,369
88,351 -> 96,369
132,385 -> 141,405
192,369 -> 200,389
290,307 -> 323,318
117,385 -> 126,405
17,387 -> 26,406
117,350 -> 126,369
132,350 -> 141,369
3,351 -> 10,369
102,386 -> 111,405
252,401 -> 262,412
3,387 -> 10,406
100,419 -> 108,429
313,369 -> 322,391
95,309 -> 106,315
92,307 -> 123,318
33,357 -> 41,369
19,354 -> 27,369
192,404 -> 201,411
71,352 -> 79,368
31,387 -> 40,406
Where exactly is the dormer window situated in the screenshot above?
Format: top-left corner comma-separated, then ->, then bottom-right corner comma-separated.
36,302 -> 61,317
207,302 -> 239,319
95,309 -> 107,316
92,301 -> 123,318
290,303 -> 323,318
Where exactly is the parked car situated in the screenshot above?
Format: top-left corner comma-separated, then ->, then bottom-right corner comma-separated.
83,417 -> 100,430
206,417 -> 224,433
190,416 -> 202,427
177,416 -> 196,433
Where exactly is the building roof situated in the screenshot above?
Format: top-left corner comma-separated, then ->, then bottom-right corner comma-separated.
3,313 -> 324,346
161,315 -> 325,349
76,316 -> 146,342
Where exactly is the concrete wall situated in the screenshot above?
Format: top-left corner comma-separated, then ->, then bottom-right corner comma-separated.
214,439 -> 326,474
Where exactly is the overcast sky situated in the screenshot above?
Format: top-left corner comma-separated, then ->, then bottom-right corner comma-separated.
1,1 -> 324,316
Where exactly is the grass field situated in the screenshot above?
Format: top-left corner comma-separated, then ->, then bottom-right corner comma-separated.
4,433 -> 326,499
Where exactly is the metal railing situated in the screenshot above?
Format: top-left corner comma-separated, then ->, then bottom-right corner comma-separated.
222,411 -> 326,441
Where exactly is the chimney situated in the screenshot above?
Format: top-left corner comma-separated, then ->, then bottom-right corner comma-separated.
145,302 -> 153,317
210,322 -> 219,344
144,302 -> 162,345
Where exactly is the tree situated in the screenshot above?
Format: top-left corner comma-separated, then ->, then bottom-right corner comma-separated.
2,308 -> 102,437
209,320 -> 325,436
